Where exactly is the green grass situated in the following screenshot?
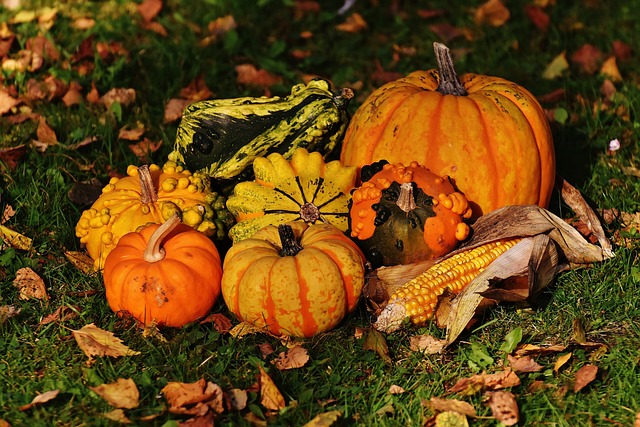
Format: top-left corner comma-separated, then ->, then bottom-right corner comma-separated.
1,0 -> 640,425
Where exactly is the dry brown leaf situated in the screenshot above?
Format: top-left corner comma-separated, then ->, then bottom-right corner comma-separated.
180,75 -> 214,102
39,305 -> 79,325
600,56 -> 622,82
199,312 -> 232,333
137,0 -> 162,22
101,88 -> 136,109
429,397 -> 476,417
225,388 -> 248,411
90,378 -> 140,409
475,0 -> 510,27
102,408 -> 132,424
553,352 -> 572,373
524,5 -> 550,31
235,64 -> 283,93
36,117 -> 58,146
409,334 -> 447,354
0,305 -> 21,324
205,14 -> 236,43
302,410 -> 342,427
19,389 -> 60,411
128,138 -> 162,160
0,89 -> 20,115
71,17 -> 95,30
162,378 -> 224,416
0,224 -> 32,250
573,364 -> 598,392
258,365 -> 285,411
259,342 -> 275,359
64,250 -> 96,275
335,12 -> 367,33
487,391 -> 519,426
388,385 -> 405,395
163,98 -> 191,123
62,82 -> 84,107
2,205 -> 15,224
229,322 -> 265,338
449,368 -> 520,395
363,328 -> 391,363
612,40 -> 632,62
506,354 -> 543,373
26,34 -> 59,62
13,267 -> 48,301
72,323 -> 141,362
514,343 -> 567,357
571,43 -> 604,74
273,345 -> 309,370
118,123 -> 145,141
428,23 -> 466,44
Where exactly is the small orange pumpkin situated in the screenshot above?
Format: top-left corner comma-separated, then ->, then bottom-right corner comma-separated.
349,160 -> 471,267
340,42 -> 556,217
103,213 -> 222,327
221,222 -> 366,337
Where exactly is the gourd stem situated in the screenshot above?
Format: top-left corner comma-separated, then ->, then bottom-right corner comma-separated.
138,165 -> 159,205
433,42 -> 468,97
397,182 -> 417,213
334,87 -> 355,109
278,224 -> 304,257
143,213 -> 181,263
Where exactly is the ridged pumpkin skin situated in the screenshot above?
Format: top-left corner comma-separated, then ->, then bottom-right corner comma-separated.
349,160 -> 471,267
221,222 -> 366,337
103,217 -> 222,327
340,43 -> 555,217
226,148 -> 357,243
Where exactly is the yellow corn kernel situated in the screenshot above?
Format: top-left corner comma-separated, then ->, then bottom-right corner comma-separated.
374,238 -> 522,332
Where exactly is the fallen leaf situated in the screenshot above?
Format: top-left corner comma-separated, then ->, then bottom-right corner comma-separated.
102,408 -> 132,424
13,267 -> 48,301
571,43 -> 604,74
36,117 -> 58,146
137,0 -> 162,22
86,83 -> 100,104
200,312 -> 232,333
0,89 -> 20,115
225,388 -> 248,411
363,328 -> 391,363
599,56 -> 622,82
417,9 -> 446,19
100,88 -> 136,109
0,224 -> 32,250
64,250 -> 96,275
118,123 -> 145,141
2,205 -> 15,224
90,378 -> 140,409
39,305 -> 79,325
388,385 -> 405,394
206,14 -> 236,40
71,17 -> 95,30
553,352 -> 572,373
62,81 -> 84,107
507,354 -> 543,373
258,365 -> 285,411
335,12 -> 367,32
0,305 -> 21,324
434,411 -> 469,427
449,368 -> 520,395
19,389 -> 60,411
273,345 -> 309,370
180,75 -> 214,101
487,391 -> 519,426
258,342 -> 275,359
429,397 -> 476,417
409,334 -> 447,354
162,378 -> 224,416
573,364 -> 598,392
72,323 -> 141,362
302,410 -> 342,427
128,138 -> 162,160
475,0 -> 510,27
514,343 -> 567,357
26,34 -> 59,62
612,40 -> 632,62
229,322 -> 265,338
235,64 -> 283,93
524,5 -> 550,31
542,51 -> 569,79
163,98 -> 191,123
428,23 -> 466,44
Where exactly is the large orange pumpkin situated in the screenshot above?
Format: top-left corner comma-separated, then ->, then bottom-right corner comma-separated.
221,222 -> 366,337
103,213 -> 222,327
340,42 -> 556,217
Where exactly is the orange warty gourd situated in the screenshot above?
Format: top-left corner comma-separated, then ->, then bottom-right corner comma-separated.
340,42 -> 556,217
349,160 -> 472,267
221,222 -> 366,337
103,213 -> 222,327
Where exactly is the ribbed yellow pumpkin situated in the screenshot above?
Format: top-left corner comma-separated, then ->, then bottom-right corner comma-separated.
340,42 -> 556,217
221,222 -> 365,337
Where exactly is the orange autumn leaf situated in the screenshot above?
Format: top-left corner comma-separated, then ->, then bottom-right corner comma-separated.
487,391 -> 519,426
600,56 -> 622,82
336,12 -> 367,33
39,304 -> 80,325
573,364 -> 598,392
199,312 -> 232,333
475,0 -> 510,27
161,378 -> 224,416
163,98 -> 191,123
258,365 -> 285,411
118,123 -> 145,141
128,137 -> 162,160
36,117 -> 58,146
235,64 -> 283,92
137,0 -> 162,22
0,89 -> 20,115
429,397 -> 476,418
100,87 -> 136,109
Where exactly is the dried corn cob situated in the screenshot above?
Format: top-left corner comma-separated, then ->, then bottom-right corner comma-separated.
374,238 -> 522,333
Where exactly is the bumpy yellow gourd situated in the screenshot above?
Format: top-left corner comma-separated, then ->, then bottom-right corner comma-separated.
75,161 -> 232,269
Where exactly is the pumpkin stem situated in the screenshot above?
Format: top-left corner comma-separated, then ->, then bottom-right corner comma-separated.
138,165 -> 159,205
333,87 -> 354,109
396,182 -> 417,213
433,42 -> 468,97
278,224 -> 304,257
143,213 -> 181,263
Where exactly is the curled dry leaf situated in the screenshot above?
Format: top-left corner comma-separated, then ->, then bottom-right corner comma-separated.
100,88 -> 136,109
162,378 -> 224,416
137,0 -> 162,22
235,64 -> 283,93
0,305 -> 21,324
449,368 -> 520,395
335,12 -> 367,33
13,267 -> 48,301
487,391 -> 519,426
90,378 -> 140,409
64,250 -> 96,275
388,385 -> 405,395
506,354 -> 543,373
273,345 -> 309,370
200,312 -> 232,333
163,98 -> 191,123
72,323 -> 141,362
553,352 -> 572,373
409,334 -> 447,354
429,397 -> 476,418
39,305 -> 79,325
19,389 -> 60,411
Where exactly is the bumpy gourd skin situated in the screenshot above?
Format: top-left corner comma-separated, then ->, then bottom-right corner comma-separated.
226,148 -> 357,243
168,78 -> 354,180
75,162 -> 234,270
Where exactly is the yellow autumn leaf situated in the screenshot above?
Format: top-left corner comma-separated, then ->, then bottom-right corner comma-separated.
0,224 -> 33,250
435,411 -> 469,427
72,323 -> 141,362
64,250 -> 96,275
542,51 -> 569,79
90,378 -> 140,409
600,56 -> 622,82
302,410 -> 342,427
258,365 -> 285,411
553,352 -> 572,373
